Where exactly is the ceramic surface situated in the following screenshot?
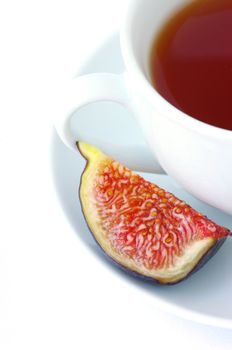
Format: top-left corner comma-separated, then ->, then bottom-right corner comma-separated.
53,34 -> 232,329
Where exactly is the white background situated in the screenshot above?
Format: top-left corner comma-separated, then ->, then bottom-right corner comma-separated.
0,0 -> 232,348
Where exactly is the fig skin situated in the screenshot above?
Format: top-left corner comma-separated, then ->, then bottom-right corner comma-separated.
77,142 -> 228,285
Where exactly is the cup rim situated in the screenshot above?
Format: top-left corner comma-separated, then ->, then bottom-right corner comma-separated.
120,0 -> 232,140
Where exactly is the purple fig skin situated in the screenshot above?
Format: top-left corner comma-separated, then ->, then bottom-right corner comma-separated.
77,142 -> 228,285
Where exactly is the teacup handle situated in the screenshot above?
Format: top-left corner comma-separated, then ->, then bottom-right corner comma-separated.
55,73 -> 164,173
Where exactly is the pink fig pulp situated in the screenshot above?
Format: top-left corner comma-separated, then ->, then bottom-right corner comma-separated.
78,142 -> 230,284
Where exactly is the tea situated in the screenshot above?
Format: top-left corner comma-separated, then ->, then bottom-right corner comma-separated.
150,0 -> 232,130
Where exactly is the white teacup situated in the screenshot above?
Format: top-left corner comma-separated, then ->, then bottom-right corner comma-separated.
55,0 -> 232,215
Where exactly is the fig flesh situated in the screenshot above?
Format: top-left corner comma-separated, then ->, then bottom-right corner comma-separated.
78,142 -> 229,284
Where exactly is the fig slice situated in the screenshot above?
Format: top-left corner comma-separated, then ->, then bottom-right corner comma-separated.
78,142 -> 230,284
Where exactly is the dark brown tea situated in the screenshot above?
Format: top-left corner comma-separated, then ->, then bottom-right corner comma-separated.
150,0 -> 232,130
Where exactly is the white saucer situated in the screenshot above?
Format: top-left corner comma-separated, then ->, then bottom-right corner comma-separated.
52,34 -> 232,329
